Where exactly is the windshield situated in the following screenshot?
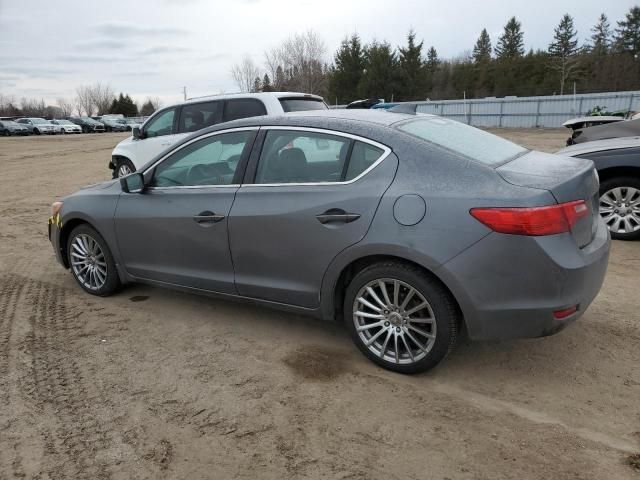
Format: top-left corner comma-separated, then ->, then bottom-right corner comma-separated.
279,98 -> 328,113
32,118 -> 48,124
57,120 -> 73,125
397,116 -> 527,166
3,121 -> 19,126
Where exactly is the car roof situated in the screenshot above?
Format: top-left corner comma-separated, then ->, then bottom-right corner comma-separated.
183,91 -> 325,105
557,136 -> 640,156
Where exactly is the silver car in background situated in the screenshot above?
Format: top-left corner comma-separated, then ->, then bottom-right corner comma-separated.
16,117 -> 56,135
50,119 -> 83,134
48,110 -> 610,374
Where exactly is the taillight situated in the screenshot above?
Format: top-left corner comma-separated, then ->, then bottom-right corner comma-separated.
470,200 -> 589,236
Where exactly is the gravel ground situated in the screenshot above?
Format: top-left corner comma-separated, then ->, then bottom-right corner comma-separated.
0,129 -> 638,479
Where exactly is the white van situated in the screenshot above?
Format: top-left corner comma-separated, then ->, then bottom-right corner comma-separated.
110,92 -> 327,177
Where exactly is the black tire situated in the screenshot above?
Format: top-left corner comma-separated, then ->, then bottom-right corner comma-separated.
3,129 -> 9,136
82,126 -> 88,133
59,128 -> 65,135
599,176 -> 640,241
344,261 -> 459,374
34,128 -> 40,135
114,157 -> 136,178
67,224 -> 121,296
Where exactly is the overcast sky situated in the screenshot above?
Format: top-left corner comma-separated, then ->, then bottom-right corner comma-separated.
0,0 -> 636,106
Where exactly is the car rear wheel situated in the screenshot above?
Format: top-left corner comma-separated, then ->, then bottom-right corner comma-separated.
67,225 -> 120,296
344,262 -> 459,374
599,177 -> 640,241
114,158 -> 136,178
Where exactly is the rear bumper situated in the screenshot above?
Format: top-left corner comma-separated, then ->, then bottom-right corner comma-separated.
437,217 -> 610,341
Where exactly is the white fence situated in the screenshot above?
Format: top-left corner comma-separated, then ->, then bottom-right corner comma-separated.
334,91 -> 640,128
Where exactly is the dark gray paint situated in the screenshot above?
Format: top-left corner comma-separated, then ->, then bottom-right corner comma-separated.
50,110 -> 610,341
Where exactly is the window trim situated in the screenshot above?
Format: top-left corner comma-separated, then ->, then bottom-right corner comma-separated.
242,126 -> 391,187
142,127 -> 260,190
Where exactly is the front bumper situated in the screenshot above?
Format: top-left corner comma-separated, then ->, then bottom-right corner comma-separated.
438,217 -> 610,341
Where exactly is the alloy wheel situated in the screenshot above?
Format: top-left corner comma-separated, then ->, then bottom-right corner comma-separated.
70,234 -> 108,291
117,163 -> 132,177
353,278 -> 437,365
600,187 -> 640,234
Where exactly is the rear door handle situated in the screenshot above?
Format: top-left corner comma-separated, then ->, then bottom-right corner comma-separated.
193,211 -> 225,225
316,208 -> 360,224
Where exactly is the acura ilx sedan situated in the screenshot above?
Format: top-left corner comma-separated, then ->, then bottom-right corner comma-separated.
48,110 -> 610,373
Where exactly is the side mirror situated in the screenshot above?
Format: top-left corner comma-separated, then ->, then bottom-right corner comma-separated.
132,126 -> 142,139
120,172 -> 145,193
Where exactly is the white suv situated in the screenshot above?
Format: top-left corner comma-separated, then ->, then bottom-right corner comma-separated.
110,92 -> 328,177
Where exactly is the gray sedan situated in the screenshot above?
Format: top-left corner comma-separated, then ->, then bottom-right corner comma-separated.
48,111 -> 610,373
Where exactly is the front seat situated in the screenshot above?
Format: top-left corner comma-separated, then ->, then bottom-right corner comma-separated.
273,147 -> 308,183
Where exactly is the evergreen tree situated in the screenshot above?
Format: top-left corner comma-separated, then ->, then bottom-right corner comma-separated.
589,13 -> 611,55
495,17 -> 525,59
473,29 -> 492,63
109,93 -> 138,116
397,30 -> 427,100
614,6 -> 640,57
262,74 -> 273,92
358,40 -> 399,101
548,14 -> 579,94
426,46 -> 440,71
329,33 -> 365,103
275,66 -> 286,90
252,76 -> 262,93
139,100 -> 156,116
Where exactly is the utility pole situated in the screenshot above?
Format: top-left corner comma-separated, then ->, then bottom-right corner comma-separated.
182,86 -> 187,101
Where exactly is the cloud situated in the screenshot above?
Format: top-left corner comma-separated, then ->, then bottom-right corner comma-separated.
94,22 -> 190,38
140,46 -> 192,55
56,54 -> 137,63
1,65 -> 75,77
76,39 -> 129,49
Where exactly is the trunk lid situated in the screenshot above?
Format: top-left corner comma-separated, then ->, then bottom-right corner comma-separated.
496,151 -> 599,247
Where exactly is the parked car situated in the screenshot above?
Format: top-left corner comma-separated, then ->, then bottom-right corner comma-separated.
50,119 -> 83,134
100,117 -> 128,132
68,116 -> 106,133
565,118 -> 640,146
16,117 -> 56,135
48,110 -> 609,374
121,118 -> 142,131
0,119 -> 29,136
557,136 -> 640,240
110,92 -> 328,177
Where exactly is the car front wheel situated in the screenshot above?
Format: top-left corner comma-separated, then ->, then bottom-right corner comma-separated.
114,158 -> 136,178
599,177 -> 640,241
67,224 -> 120,296
344,262 -> 459,374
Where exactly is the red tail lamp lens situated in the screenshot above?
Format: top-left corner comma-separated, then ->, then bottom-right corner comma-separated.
553,305 -> 578,319
470,200 -> 589,236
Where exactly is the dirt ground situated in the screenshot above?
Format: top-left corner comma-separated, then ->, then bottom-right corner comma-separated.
0,129 -> 639,480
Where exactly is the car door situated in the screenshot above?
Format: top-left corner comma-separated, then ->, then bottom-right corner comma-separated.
114,128 -> 257,293
228,127 -> 397,308
135,107 -> 179,162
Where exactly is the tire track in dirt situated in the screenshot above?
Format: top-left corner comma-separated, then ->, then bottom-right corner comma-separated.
19,277 -> 112,479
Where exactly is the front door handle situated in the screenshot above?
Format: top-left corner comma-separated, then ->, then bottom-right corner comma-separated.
193,211 -> 225,225
316,208 -> 361,224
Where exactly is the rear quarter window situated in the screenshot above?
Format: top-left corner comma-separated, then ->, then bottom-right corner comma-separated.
279,98 -> 328,112
397,117 -> 526,166
223,99 -> 267,122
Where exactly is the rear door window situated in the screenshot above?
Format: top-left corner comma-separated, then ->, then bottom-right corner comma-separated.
223,99 -> 267,122
178,101 -> 221,133
397,117 -> 526,166
279,98 -> 328,112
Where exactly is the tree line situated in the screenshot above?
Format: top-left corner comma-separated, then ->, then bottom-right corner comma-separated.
235,6 -> 640,104
0,83 -> 161,118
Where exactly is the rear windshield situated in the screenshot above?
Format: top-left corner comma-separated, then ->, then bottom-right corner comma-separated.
397,117 -> 527,166
279,98 -> 328,113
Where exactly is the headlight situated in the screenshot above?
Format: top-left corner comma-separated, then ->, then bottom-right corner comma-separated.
51,201 -> 63,216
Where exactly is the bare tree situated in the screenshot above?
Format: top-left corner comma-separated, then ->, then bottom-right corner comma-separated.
89,82 -> 115,115
75,85 -> 94,116
56,97 -> 74,117
231,55 -> 261,93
